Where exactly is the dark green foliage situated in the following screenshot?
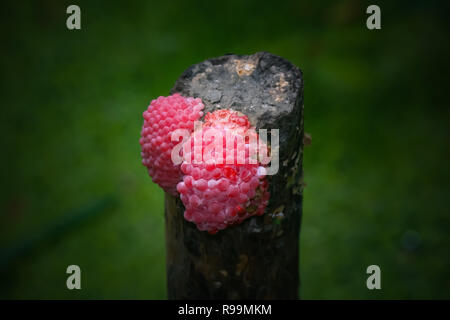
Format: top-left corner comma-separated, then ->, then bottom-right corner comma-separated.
0,0 -> 449,299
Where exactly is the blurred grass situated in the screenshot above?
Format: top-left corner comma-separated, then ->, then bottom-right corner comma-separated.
0,0 -> 449,299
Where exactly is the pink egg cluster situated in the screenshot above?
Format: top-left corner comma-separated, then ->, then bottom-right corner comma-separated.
177,109 -> 269,234
140,94 -> 204,195
140,95 -> 269,234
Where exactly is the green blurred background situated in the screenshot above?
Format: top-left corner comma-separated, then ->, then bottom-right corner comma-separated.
1,0 -> 449,299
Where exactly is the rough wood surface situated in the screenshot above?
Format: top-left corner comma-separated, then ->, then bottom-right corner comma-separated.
165,52 -> 304,299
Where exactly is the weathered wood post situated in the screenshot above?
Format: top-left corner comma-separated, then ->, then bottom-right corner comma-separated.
165,52 -> 304,299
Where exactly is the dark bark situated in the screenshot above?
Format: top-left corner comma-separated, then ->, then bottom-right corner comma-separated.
165,52 -> 304,299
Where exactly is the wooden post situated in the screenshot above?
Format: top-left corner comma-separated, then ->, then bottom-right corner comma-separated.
165,52 -> 304,299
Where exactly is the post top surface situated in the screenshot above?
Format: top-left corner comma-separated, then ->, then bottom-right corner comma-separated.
171,52 -> 303,129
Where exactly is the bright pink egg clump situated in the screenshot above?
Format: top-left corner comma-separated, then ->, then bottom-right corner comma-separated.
140,94 -> 204,195
177,109 -> 270,234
